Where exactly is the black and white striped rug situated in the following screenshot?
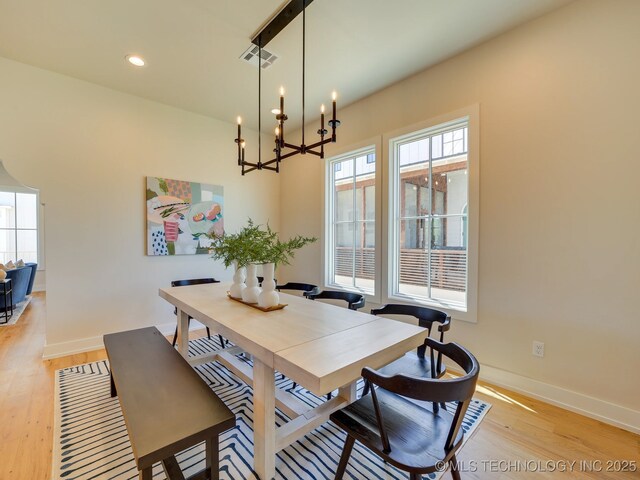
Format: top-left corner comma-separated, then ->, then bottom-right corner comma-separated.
53,337 -> 490,480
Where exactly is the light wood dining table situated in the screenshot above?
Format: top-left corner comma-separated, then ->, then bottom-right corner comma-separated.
159,282 -> 427,480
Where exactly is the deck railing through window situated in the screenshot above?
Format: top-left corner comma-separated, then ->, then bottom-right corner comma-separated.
335,247 -> 466,292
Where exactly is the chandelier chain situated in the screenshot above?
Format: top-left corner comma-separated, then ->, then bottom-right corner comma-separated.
302,4 -> 306,147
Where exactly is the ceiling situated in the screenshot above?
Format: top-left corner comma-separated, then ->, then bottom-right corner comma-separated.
0,0 -> 572,132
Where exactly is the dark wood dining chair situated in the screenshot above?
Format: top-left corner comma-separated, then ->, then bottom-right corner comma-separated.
302,290 -> 365,399
276,282 -> 320,296
171,278 -> 226,348
331,339 -> 479,480
304,290 -> 365,310
361,304 -> 451,397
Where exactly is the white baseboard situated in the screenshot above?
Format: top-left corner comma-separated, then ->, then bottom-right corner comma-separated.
41,321 -> 205,359
479,363 -> 640,434
42,335 -> 104,359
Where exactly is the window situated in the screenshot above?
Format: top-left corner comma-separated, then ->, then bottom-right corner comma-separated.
323,107 -> 478,320
326,147 -> 376,294
0,190 -> 39,264
391,119 -> 469,310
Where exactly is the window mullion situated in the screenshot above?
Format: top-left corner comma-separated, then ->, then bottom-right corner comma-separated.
351,164 -> 356,288
14,192 -> 18,262
427,147 -> 433,300
331,165 -> 335,286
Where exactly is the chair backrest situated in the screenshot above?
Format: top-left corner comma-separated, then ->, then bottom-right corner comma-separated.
370,304 -> 450,333
363,339 -> 478,402
305,290 -> 365,310
362,339 -> 479,450
276,282 -> 320,295
171,278 -> 220,287
371,304 -> 451,366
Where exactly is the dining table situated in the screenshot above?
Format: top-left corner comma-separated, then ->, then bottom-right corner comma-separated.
159,282 -> 428,480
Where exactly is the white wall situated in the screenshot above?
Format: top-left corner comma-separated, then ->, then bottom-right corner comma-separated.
0,57 -> 280,356
279,0 -> 640,431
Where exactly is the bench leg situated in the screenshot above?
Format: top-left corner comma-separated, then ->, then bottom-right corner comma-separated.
206,436 -> 219,480
162,455 -> 186,480
110,372 -> 117,397
138,466 -> 152,480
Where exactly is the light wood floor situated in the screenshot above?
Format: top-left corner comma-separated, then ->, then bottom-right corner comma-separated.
0,293 -> 638,479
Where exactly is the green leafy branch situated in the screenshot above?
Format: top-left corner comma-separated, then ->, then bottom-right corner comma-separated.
207,218 -> 316,268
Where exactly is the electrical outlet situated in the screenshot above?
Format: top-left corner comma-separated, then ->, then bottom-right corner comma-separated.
532,341 -> 545,358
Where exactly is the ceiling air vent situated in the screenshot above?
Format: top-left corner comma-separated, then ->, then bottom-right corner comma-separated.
240,44 -> 278,69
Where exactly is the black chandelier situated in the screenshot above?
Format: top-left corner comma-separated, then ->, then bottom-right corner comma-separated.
235,0 -> 340,175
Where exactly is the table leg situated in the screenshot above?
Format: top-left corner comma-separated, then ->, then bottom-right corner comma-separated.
177,309 -> 190,359
253,357 -> 276,480
338,382 -> 357,403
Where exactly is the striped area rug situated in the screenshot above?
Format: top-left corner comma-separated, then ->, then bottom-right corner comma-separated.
53,337 -> 490,480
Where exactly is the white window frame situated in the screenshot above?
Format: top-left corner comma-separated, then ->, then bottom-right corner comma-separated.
384,105 -> 479,322
323,137 -> 382,303
0,185 -> 42,268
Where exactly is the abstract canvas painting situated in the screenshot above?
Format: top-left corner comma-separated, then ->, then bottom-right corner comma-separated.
146,177 -> 224,256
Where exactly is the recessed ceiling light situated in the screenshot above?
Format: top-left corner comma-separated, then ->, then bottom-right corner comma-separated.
125,55 -> 145,67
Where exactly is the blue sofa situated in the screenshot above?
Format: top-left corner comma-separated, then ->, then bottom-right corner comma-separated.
2,265 -> 36,310
25,262 -> 37,295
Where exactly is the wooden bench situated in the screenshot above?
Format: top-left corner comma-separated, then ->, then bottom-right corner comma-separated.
104,326 -> 236,480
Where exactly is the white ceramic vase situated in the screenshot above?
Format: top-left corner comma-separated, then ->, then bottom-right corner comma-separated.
258,262 -> 279,308
242,263 -> 261,303
229,261 -> 246,299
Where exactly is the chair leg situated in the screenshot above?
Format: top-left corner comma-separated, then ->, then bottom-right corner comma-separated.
291,382 -> 297,390
449,454 -> 461,480
326,391 -> 333,400
410,474 -> 422,480
206,327 -> 211,340
218,334 -> 225,347
335,435 -> 355,480
172,325 -> 178,347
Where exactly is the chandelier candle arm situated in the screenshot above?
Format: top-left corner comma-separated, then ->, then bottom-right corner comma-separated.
236,117 -> 244,165
279,87 -> 285,147
332,91 -> 336,121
